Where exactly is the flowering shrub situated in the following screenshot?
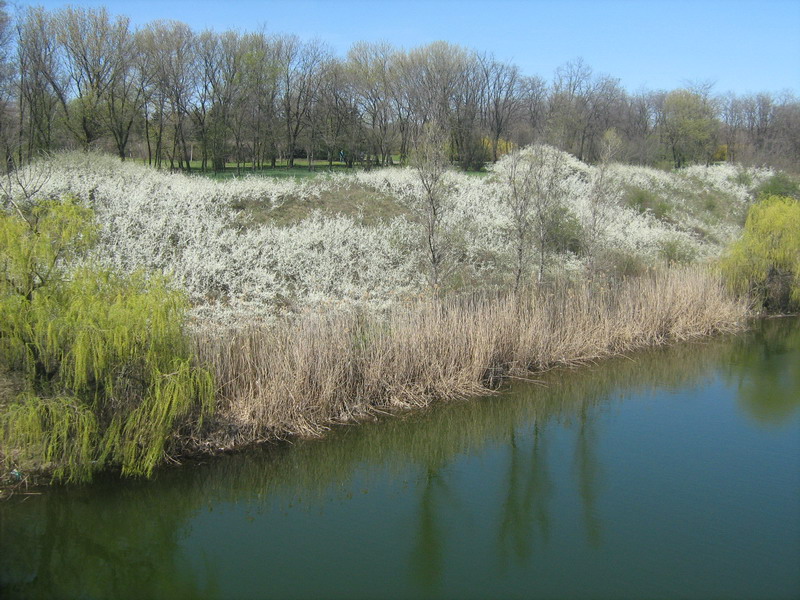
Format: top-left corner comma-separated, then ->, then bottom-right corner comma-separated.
2,149 -> 767,322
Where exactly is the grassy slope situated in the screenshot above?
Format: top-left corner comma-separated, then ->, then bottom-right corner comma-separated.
232,183 -> 410,227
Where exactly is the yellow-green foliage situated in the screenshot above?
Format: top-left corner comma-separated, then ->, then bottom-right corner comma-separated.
1,395 -> 98,483
0,197 -> 97,299
0,198 -> 214,482
721,195 -> 800,311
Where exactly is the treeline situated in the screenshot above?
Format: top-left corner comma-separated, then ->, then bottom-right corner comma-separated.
1,3 -> 798,172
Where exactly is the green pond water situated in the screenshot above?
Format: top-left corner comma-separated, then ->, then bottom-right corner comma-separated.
1,318 -> 799,600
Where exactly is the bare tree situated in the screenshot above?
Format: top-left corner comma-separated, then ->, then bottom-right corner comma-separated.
617,91 -> 658,165
410,122 -> 454,291
547,59 -> 626,163
191,29 -> 220,171
100,16 -> 141,159
139,20 -> 196,169
499,148 -> 537,292
53,6 -> 132,150
548,58 -> 594,157
239,31 -> 282,170
212,30 -> 247,172
771,93 -> 800,171
317,58 -> 360,167
481,55 -> 522,162
135,24 -> 167,166
450,51 -> 486,171
0,0 -> 13,167
719,92 -> 744,163
277,36 -> 328,168
399,41 -> 486,170
16,7 -> 62,161
500,145 -> 570,287
584,129 -> 622,277
515,74 -> 548,147
387,49 -> 413,164
348,41 -> 397,167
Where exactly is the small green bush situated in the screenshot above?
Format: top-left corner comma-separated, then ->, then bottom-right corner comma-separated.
626,187 -> 671,219
547,206 -> 585,255
0,198 -> 214,482
721,195 -> 800,312
595,248 -> 647,279
658,236 -> 697,266
732,169 -> 753,188
755,173 -> 800,200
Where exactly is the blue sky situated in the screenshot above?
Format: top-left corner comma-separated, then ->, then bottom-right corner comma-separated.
15,0 -> 800,95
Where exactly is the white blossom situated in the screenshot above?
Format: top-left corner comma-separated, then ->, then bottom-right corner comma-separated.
5,149 -> 763,322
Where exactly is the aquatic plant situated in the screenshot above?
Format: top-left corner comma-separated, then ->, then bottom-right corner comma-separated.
194,267 -> 747,445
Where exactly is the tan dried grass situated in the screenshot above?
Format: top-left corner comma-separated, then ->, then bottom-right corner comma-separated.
192,267 -> 748,446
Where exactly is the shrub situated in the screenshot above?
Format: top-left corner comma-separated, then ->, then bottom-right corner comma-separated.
547,206 -> 585,255
732,169 -> 753,188
755,173 -> 800,200
626,187 -> 671,219
721,195 -> 800,312
594,248 -> 647,279
0,198 -> 214,482
658,236 -> 697,266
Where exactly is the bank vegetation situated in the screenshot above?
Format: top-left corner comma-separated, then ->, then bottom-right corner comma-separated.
2,146 -> 797,486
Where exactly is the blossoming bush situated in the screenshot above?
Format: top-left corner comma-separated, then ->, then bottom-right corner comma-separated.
4,148 -> 770,322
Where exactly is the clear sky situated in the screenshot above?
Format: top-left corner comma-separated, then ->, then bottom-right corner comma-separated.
14,0 -> 800,95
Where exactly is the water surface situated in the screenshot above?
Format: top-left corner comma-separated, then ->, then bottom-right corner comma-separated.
2,318 -> 799,599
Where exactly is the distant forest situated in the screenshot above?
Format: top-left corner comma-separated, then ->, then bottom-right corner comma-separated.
2,3 -> 798,172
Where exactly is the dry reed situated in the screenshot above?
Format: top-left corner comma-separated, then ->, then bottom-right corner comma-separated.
191,267 -> 748,447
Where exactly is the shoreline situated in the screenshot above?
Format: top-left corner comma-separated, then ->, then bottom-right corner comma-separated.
188,268 -> 750,454
1,268 -> 750,496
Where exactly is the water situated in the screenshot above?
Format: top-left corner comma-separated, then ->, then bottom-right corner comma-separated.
2,318 -> 799,600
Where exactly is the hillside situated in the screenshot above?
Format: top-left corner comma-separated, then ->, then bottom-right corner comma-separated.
7,150 -> 776,322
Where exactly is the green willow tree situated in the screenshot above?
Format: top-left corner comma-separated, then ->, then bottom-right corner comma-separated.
721,195 -> 800,312
0,197 -> 214,482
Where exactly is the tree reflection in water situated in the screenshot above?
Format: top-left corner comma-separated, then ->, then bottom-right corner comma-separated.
1,318 -> 797,599
496,424 -> 552,569
729,317 -> 800,425
410,466 -> 446,592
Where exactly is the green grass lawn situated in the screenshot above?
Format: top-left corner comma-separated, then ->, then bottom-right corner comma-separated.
129,156 -> 488,224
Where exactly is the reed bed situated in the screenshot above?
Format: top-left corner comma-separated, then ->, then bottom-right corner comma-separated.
192,267 -> 748,446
